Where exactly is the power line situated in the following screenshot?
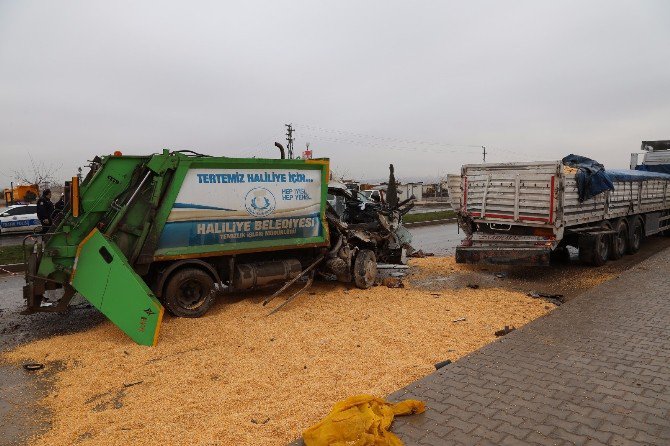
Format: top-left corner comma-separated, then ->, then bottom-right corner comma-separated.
301,132 -> 481,154
298,123 -> 483,149
291,122 -> 536,161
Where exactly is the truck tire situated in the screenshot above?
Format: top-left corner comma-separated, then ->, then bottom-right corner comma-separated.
549,246 -> 571,264
627,218 -> 643,254
610,219 -> 628,260
163,267 -> 216,317
353,250 -> 377,289
579,233 -> 609,266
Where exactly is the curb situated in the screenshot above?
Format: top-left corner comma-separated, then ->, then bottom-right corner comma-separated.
0,263 -> 25,275
404,218 -> 457,228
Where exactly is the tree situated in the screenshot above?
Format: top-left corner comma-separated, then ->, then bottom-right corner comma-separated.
12,153 -> 61,191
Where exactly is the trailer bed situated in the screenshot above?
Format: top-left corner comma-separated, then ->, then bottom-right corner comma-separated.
448,160 -> 670,265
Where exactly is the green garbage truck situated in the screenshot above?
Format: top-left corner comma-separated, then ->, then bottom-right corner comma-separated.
23,150 -> 379,346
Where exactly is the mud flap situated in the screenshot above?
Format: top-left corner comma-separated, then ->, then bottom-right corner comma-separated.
70,229 -> 164,346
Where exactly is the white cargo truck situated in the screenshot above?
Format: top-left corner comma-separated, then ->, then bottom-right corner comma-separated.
448,141 -> 670,266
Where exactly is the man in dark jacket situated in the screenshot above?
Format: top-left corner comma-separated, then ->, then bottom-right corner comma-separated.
36,189 -> 54,233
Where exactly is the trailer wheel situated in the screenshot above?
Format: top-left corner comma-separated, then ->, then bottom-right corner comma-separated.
549,246 -> 571,264
163,267 -> 216,317
627,218 -> 643,254
610,219 -> 628,260
353,250 -> 377,289
579,233 -> 609,266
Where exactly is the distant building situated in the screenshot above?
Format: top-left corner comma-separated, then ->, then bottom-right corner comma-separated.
400,182 -> 423,200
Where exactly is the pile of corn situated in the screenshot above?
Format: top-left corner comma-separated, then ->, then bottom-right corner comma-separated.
4,257 -> 554,446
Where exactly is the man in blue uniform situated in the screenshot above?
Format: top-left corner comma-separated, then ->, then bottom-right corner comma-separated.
36,189 -> 54,233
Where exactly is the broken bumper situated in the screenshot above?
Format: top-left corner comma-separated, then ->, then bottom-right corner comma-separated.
455,247 -> 551,266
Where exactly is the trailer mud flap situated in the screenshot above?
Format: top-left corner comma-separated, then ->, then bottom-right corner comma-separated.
70,229 -> 164,346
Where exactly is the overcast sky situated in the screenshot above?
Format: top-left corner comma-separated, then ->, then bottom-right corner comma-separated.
1,0 -> 669,186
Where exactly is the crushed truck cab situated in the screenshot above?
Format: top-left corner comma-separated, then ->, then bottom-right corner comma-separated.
24,150 -> 413,345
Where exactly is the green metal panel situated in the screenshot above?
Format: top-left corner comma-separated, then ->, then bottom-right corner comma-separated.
70,229 -> 164,346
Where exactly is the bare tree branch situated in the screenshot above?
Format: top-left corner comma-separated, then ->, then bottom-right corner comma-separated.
12,153 -> 62,190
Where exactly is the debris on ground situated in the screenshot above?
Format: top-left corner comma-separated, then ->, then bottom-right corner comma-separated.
434,359 -> 452,370
22,363 -> 44,372
494,272 -> 507,279
302,395 -> 425,446
381,277 -> 404,288
377,264 -> 410,270
494,326 -> 516,337
430,293 -> 441,297
466,283 -> 480,289
528,291 -> 566,305
452,317 -> 467,323
528,291 -> 565,300
2,260 -> 554,446
408,249 -> 434,258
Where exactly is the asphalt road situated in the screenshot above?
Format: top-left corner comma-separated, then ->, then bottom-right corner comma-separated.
408,223 -> 461,255
0,234 -> 28,248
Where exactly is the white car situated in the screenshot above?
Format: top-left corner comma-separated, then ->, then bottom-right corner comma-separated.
0,204 -> 42,234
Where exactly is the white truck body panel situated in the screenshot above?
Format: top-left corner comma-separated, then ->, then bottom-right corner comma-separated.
449,160 -> 670,265
449,161 -> 670,230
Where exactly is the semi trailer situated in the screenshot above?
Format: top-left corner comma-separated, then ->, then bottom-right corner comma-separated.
22,150 -> 409,345
448,144 -> 670,266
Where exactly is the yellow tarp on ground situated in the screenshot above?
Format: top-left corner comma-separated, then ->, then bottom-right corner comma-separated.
302,395 -> 426,446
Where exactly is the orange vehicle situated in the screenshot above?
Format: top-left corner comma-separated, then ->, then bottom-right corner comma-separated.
3,184 -> 39,204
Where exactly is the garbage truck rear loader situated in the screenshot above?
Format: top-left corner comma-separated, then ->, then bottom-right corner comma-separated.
24,150 -> 339,345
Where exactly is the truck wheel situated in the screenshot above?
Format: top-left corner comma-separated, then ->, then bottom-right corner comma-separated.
550,246 -> 571,264
579,233 -> 609,266
610,219 -> 628,260
353,250 -> 377,289
163,268 -> 216,317
627,218 -> 643,254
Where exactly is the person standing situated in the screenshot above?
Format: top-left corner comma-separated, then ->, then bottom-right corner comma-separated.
36,189 -> 54,233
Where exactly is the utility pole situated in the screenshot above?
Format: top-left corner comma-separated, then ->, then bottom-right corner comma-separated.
285,124 -> 295,159
482,145 -> 487,163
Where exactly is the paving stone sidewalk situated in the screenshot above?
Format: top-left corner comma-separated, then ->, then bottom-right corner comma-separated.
293,248 -> 670,445
387,249 -> 670,445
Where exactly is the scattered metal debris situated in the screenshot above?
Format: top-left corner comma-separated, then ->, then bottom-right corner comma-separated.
528,291 -> 565,305
251,418 -> 270,425
452,317 -> 467,323
23,363 -> 45,371
381,277 -> 404,288
261,165 -> 419,315
122,381 -> 143,388
408,249 -> 434,258
434,359 -> 452,369
494,326 -> 516,337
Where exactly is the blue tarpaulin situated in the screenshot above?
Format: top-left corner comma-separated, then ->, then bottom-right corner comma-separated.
562,154 -> 670,202
562,155 -> 613,202
608,168 -> 670,181
635,164 -> 670,175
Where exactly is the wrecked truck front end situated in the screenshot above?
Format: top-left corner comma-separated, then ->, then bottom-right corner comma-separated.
326,180 -> 416,265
